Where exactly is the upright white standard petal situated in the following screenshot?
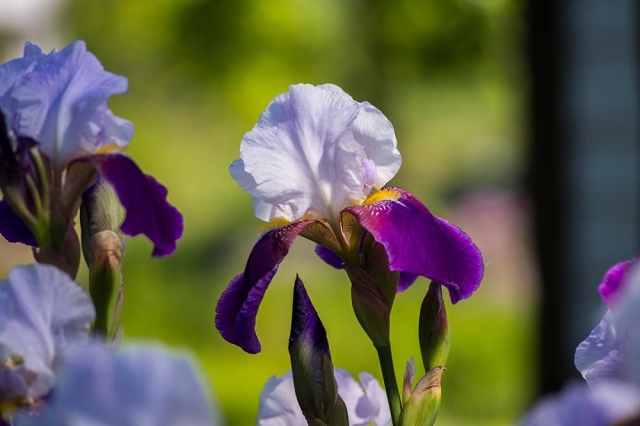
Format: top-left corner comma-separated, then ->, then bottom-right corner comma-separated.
231,84 -> 401,223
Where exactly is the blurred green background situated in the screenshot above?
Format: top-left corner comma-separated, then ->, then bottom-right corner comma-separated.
0,0 -> 537,424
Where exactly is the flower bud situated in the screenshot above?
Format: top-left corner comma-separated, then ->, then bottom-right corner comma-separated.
345,239 -> 397,349
289,276 -> 349,426
398,366 -> 443,426
419,282 -> 451,372
80,180 -> 125,339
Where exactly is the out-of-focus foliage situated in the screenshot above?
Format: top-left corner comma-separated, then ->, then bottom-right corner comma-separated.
56,0 -> 530,424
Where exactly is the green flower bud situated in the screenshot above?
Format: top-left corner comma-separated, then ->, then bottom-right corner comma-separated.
419,282 -> 451,372
398,366 -> 443,426
80,180 -> 125,339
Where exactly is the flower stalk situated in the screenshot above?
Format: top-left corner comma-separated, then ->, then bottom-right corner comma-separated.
376,344 -> 402,425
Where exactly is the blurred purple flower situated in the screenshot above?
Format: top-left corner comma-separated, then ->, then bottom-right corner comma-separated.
521,260 -> 640,425
0,264 -> 94,415
257,369 -> 390,426
0,41 -> 182,257
23,343 -> 221,426
216,83 -> 484,353
519,381 -> 640,426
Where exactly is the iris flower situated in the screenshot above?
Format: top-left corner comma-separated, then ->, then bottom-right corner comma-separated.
25,343 -> 221,426
258,369 -> 390,426
0,40 -> 182,257
520,258 -> 640,425
216,83 -> 484,353
0,264 -> 95,418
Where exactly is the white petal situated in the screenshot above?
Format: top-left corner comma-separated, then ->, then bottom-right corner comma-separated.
358,372 -> 392,426
574,310 -> 626,385
0,264 -> 94,398
334,368 -> 367,425
231,83 -> 401,222
257,371 -> 306,426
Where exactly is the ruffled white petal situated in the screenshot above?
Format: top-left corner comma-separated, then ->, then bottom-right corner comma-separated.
231,84 -> 401,222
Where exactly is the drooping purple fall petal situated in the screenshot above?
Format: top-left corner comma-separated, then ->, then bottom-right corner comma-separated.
315,244 -> 344,269
346,187 -> 484,303
94,154 -> 183,257
215,221 -> 311,354
0,199 -> 36,246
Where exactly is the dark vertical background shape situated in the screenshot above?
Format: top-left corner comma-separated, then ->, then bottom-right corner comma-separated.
528,0 -> 640,396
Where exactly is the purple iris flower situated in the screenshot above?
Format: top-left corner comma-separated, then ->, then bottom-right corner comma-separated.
216,83 -> 484,353
521,259 -> 640,425
23,343 -> 221,426
0,41 -> 182,257
575,257 -> 638,386
0,264 -> 94,417
519,381 -> 640,426
258,369 -> 390,426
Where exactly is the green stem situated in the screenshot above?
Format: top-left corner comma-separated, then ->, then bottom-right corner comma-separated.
376,344 -> 402,425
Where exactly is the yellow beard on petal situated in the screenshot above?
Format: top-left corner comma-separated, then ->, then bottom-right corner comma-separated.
259,217 -> 292,232
363,188 -> 401,206
96,144 -> 123,155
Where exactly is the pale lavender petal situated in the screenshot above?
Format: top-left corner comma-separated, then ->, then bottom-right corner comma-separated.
334,369 -> 367,425
613,264 -> 640,385
358,372 -> 391,426
519,381 -> 640,426
231,83 -> 401,223
258,369 -> 387,426
26,343 -> 219,426
0,199 -> 36,246
0,43 -> 44,113
347,187 -> 484,303
215,221 -> 311,354
6,40 -> 133,165
257,372 -> 307,426
315,244 -> 344,269
0,264 -> 94,398
575,311 -> 626,385
598,259 -> 635,306
94,154 -> 183,257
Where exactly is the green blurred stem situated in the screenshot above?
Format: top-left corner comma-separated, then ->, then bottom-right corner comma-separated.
376,344 -> 402,425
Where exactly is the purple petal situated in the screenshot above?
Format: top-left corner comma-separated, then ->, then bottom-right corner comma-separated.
2,40 -> 132,166
29,343 -> 219,426
598,259 -> 635,306
94,154 -> 183,257
0,199 -> 36,246
315,244 -> 344,269
290,276 -> 329,355
398,273 -> 419,292
519,381 -> 640,426
346,187 -> 484,303
215,221 -> 311,353
574,311 -> 626,385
